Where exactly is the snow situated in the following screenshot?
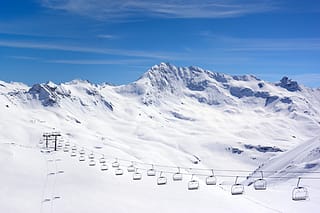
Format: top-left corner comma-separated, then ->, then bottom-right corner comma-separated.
0,63 -> 320,212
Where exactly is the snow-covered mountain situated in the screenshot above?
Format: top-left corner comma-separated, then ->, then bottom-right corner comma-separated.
1,63 -> 320,212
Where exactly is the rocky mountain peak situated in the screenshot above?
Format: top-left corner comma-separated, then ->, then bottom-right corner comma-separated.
276,76 -> 301,92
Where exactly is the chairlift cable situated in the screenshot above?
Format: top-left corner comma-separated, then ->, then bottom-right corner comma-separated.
65,141 -> 320,179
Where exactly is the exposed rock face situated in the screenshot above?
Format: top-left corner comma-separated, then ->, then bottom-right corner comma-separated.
276,77 -> 301,92
28,83 -> 59,107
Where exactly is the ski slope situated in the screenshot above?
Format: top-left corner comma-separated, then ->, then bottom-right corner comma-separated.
0,63 -> 320,212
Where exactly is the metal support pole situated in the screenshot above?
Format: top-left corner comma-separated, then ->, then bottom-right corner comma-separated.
54,135 -> 57,151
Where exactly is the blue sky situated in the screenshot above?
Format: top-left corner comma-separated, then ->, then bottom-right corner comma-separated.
0,0 -> 320,87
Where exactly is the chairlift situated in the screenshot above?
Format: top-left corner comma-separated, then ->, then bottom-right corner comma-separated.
79,148 -> 85,155
42,198 -> 51,203
157,171 -> 167,185
115,168 -> 123,175
57,143 -> 63,148
127,162 -> 135,172
65,142 -> 70,147
99,155 -> 106,164
133,168 -> 142,180
206,170 -> 217,185
63,147 -> 69,152
70,151 -> 77,157
79,155 -> 86,162
71,146 -> 77,151
292,177 -> 308,201
188,175 -> 199,190
173,167 -> 183,181
112,158 -> 120,168
101,163 -> 108,171
88,153 -> 95,159
147,165 -> 156,176
254,171 -> 267,190
89,159 -> 96,166
231,176 -> 244,195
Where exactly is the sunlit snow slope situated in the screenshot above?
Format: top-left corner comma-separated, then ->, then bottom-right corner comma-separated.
1,63 -> 320,212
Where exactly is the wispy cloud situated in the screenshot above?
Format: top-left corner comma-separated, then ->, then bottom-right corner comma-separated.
41,0 -> 277,19
202,34 -> 320,52
6,54 -> 151,65
46,58 -> 151,65
97,34 -> 118,39
291,73 -> 320,88
226,38 -> 320,52
0,40 -> 173,59
7,55 -> 40,61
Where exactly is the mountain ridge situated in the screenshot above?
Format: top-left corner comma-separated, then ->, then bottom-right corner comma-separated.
1,64 -> 320,205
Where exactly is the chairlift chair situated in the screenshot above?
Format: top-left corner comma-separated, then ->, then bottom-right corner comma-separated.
254,171 -> 267,190
101,163 -> 108,171
147,165 -> 156,176
79,149 -> 85,155
157,171 -> 167,185
79,155 -> 86,162
133,169 -> 142,180
71,146 -> 77,151
112,159 -> 120,168
89,159 -> 96,166
63,147 -> 69,152
127,162 -> 135,172
173,167 -> 183,181
88,153 -> 95,159
231,176 -> 244,195
115,168 -> 124,175
70,151 -> 77,157
99,156 -> 106,164
188,175 -> 199,190
206,170 -> 217,185
292,177 -> 308,201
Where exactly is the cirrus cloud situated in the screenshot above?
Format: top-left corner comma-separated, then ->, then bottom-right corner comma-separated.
41,0 -> 278,19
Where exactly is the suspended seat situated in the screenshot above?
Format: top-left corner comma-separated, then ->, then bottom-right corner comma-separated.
157,172 -> 167,185
254,171 -> 267,190
79,149 -> 85,155
173,167 -> 183,181
115,168 -> 124,175
71,146 -> 77,151
88,153 -> 95,159
79,155 -> 86,162
89,159 -> 96,166
133,169 -> 142,180
57,143 -> 63,148
42,198 -> 51,202
231,176 -> 244,195
188,175 -> 199,190
101,163 -> 108,171
147,165 -> 156,176
206,170 -> 217,185
63,147 -> 69,152
127,163 -> 135,172
70,151 -> 77,157
292,177 -> 308,201
99,156 -> 106,164
112,159 -> 120,168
